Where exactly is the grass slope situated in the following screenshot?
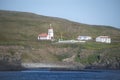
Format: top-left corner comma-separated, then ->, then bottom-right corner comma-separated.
0,10 -> 120,42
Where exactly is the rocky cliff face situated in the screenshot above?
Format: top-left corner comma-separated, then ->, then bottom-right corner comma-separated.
0,46 -> 23,71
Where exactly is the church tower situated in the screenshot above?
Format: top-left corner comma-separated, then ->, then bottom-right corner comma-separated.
48,24 -> 54,39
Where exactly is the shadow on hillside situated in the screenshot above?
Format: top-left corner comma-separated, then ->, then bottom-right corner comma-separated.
0,60 -> 25,71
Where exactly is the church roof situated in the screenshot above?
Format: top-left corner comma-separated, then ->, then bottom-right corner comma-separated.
38,33 -> 48,37
97,36 -> 110,38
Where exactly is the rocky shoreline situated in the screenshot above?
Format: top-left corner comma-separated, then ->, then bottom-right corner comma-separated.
0,62 -> 120,71
0,62 -> 85,71
21,62 -> 85,70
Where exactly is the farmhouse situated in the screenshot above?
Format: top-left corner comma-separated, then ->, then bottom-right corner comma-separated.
96,36 -> 111,43
38,24 -> 54,40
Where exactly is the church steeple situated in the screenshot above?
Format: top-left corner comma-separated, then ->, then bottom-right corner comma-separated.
48,24 -> 54,39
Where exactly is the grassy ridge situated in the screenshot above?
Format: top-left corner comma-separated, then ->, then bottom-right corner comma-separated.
0,10 -> 120,42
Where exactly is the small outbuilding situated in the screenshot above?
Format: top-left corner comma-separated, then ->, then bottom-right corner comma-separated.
77,36 -> 92,40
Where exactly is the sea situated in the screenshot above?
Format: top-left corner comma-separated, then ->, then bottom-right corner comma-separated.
0,69 -> 120,80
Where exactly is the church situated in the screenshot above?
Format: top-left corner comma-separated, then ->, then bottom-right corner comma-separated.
38,24 -> 54,40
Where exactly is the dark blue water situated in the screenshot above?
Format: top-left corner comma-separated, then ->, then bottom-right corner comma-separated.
0,69 -> 120,80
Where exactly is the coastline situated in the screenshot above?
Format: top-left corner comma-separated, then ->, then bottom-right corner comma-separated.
0,62 -> 119,71
21,62 -> 85,70
0,62 -> 84,71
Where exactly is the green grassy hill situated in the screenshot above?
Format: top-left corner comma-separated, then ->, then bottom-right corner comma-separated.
0,10 -> 120,42
0,10 -> 120,69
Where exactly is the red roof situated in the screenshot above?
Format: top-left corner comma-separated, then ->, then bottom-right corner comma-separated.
38,33 -> 48,37
99,36 -> 110,38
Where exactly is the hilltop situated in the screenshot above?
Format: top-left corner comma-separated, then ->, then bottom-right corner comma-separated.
0,10 -> 120,41
0,10 -> 120,70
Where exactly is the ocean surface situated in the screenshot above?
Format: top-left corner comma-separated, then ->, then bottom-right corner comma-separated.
0,69 -> 120,80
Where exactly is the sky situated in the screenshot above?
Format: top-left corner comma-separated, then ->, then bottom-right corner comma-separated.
0,0 -> 120,28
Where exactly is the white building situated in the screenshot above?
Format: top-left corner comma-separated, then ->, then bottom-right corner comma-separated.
77,36 -> 92,40
58,40 -> 86,43
38,24 -> 54,40
96,36 -> 111,43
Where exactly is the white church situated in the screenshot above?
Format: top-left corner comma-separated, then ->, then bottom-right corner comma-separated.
38,24 -> 54,40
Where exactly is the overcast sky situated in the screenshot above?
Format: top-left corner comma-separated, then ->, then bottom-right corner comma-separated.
0,0 -> 120,28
